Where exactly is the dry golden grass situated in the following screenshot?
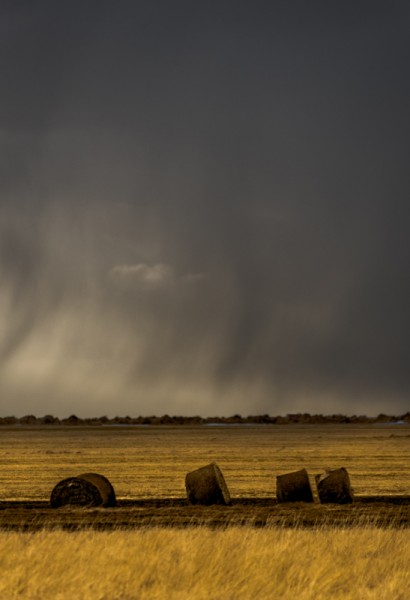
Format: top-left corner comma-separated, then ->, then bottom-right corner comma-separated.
0,527 -> 409,599
1,425 -> 409,598
0,424 -> 409,501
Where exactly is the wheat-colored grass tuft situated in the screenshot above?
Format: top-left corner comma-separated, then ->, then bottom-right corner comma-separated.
0,527 -> 409,599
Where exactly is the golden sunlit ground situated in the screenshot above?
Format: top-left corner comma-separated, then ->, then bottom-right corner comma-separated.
0,424 -> 409,598
1,527 -> 409,599
1,424 -> 409,500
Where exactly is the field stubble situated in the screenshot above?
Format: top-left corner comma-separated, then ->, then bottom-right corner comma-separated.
0,424 -> 409,501
0,424 -> 409,530
1,425 -> 409,599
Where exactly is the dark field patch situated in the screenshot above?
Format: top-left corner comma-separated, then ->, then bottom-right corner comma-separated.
1,497 -> 409,531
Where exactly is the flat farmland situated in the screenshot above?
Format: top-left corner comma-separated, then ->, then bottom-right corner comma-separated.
0,424 -> 409,530
0,423 -> 409,597
0,424 -> 409,500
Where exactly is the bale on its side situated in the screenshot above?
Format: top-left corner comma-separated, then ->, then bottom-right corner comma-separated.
315,467 -> 354,504
77,473 -> 116,506
276,468 -> 314,503
185,462 -> 231,505
50,472 -> 116,508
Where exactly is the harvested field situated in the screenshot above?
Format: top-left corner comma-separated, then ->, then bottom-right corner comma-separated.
0,424 -> 409,530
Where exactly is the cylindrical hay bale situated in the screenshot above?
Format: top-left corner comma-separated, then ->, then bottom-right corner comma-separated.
77,473 -> 116,506
315,467 -> 354,504
185,462 -> 231,505
276,468 -> 314,503
50,472 -> 116,508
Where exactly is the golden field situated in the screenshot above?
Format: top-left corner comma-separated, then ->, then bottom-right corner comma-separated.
0,527 -> 409,599
0,424 -> 409,599
0,423 -> 409,501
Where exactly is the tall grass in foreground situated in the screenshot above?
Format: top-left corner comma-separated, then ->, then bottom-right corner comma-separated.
0,528 -> 409,600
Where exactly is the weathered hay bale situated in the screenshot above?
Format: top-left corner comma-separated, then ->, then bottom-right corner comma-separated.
185,462 -> 231,505
50,472 -> 116,508
315,467 -> 354,504
276,468 -> 314,503
77,473 -> 116,506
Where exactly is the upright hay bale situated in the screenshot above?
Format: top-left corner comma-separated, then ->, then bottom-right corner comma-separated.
276,468 -> 314,503
315,467 -> 354,504
50,472 -> 116,508
185,462 -> 231,505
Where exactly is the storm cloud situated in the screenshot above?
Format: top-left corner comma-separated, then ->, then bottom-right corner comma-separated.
1,1 -> 410,416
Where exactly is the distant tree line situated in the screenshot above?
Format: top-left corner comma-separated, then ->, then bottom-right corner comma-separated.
0,412 -> 409,426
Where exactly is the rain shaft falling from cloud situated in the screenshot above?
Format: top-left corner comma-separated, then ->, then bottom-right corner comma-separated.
1,2 -> 410,416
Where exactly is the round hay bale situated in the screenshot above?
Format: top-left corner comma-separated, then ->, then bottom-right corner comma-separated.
276,468 -> 314,503
77,473 -> 116,506
315,467 -> 354,504
50,472 -> 116,508
185,462 -> 231,505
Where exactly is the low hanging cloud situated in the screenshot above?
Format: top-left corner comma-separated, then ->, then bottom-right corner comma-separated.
109,263 -> 205,289
110,263 -> 174,287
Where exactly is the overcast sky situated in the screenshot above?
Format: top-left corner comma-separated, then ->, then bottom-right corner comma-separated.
1,1 -> 409,417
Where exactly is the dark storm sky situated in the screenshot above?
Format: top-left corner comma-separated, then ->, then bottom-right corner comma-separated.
1,1 -> 410,416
